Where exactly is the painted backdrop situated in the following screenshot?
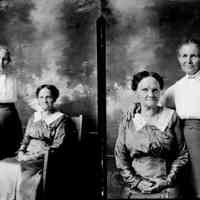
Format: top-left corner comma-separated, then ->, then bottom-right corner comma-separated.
0,0 -> 100,132
104,0 -> 200,155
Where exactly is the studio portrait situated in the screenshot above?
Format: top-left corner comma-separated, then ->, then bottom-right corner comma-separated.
104,0 -> 200,199
0,0 -> 100,199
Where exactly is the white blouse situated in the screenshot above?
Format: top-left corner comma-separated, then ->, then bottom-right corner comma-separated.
160,70 -> 200,119
0,74 -> 18,103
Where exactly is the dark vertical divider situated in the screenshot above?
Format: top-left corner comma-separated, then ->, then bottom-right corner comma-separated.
97,14 -> 106,199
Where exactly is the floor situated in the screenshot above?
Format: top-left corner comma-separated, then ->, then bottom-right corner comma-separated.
106,155 -> 124,199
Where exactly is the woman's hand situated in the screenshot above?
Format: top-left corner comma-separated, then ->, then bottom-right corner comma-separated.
17,151 -> 40,161
137,179 -> 155,193
142,178 -> 168,193
17,151 -> 25,161
17,151 -> 31,161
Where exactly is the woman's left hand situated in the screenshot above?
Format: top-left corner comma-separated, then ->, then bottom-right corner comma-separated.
142,178 -> 168,193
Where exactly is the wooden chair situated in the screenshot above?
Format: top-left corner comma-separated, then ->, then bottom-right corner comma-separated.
71,114 -> 83,142
42,114 -> 83,199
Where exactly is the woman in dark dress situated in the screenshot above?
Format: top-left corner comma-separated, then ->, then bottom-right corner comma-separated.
0,45 -> 23,159
115,71 -> 189,198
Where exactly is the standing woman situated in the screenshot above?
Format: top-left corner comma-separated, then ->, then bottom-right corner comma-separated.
0,45 -> 23,159
160,37 -> 200,198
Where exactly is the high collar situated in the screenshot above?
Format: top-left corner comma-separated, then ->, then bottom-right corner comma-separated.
186,70 -> 200,80
133,107 -> 174,131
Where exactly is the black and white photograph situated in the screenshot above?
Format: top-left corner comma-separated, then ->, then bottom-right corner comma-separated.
2,0 -> 200,199
0,0 -> 101,199
105,0 -> 200,199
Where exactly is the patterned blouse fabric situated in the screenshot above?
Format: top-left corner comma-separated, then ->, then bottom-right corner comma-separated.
0,111 -> 70,200
114,106 -> 189,194
19,111 -> 67,158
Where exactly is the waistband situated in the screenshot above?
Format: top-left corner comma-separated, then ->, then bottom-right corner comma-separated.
183,119 -> 200,126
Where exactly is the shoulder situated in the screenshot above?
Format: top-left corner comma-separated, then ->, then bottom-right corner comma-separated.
54,112 -> 79,127
162,107 -> 176,119
52,111 -> 66,124
162,107 -> 180,125
156,107 -> 179,130
164,84 -> 175,95
165,76 -> 185,92
121,103 -> 141,121
172,76 -> 187,88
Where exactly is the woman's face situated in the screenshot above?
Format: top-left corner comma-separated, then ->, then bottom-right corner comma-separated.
0,49 -> 8,70
178,42 -> 200,75
38,88 -> 55,111
136,76 -> 161,108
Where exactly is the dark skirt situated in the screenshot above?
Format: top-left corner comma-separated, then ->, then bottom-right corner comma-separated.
183,119 -> 200,198
0,103 -> 23,159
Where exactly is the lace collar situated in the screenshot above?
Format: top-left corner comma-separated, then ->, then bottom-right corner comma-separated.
185,70 -> 200,80
133,107 -> 174,131
33,111 -> 64,125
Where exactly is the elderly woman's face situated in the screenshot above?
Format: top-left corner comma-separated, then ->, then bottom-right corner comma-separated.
178,42 -> 200,75
136,76 -> 160,108
0,49 -> 8,69
38,88 -> 55,111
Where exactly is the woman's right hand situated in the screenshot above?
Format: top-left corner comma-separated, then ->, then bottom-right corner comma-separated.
17,151 -> 25,161
137,179 -> 155,193
17,152 -> 37,161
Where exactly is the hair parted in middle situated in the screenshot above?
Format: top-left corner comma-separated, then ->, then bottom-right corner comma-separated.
36,84 -> 60,101
131,70 -> 164,91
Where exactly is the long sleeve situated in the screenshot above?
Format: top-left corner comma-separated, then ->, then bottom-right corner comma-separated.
166,113 -> 189,185
114,118 -> 142,189
50,116 -> 67,150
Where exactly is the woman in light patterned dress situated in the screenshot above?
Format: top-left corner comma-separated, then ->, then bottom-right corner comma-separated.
115,71 -> 189,199
0,84 -> 77,200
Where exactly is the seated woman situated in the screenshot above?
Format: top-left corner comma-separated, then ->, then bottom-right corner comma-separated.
0,84 -> 76,200
114,71 -> 189,199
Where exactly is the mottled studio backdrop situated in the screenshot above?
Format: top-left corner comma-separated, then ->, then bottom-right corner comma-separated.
104,0 -> 200,155
0,0 -> 100,132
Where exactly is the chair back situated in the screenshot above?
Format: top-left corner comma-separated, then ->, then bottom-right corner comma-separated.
71,114 -> 83,141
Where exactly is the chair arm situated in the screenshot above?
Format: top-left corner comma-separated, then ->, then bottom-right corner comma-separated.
43,149 -> 50,195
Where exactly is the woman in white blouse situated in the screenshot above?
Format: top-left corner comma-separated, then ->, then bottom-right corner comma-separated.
160,37 -> 200,198
0,45 -> 22,159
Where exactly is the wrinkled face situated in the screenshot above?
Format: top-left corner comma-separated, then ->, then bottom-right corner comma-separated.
136,76 -> 161,108
38,88 -> 55,111
178,42 -> 200,75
